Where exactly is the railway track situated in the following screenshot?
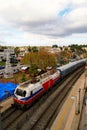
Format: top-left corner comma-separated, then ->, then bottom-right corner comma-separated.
21,67 -> 84,130
2,109 -> 24,130
1,66 -> 84,130
1,96 -> 46,130
1,83 -> 60,130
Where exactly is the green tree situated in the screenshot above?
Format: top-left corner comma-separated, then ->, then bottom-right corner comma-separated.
32,46 -> 38,52
52,45 -> 58,48
28,46 -> 32,52
14,47 -> 20,57
29,64 -> 38,77
21,74 -> 26,82
69,44 -> 87,58
28,46 -> 38,52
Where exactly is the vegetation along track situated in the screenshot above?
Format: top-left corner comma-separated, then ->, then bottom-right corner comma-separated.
1,66 -> 84,130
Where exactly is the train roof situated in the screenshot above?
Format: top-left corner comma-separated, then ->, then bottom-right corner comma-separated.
56,62 -> 76,71
17,81 -> 41,92
56,59 -> 86,71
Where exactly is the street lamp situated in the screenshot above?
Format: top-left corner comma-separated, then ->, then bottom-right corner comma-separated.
78,88 -> 81,114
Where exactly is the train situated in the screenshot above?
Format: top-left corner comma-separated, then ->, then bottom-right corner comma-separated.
13,59 -> 86,108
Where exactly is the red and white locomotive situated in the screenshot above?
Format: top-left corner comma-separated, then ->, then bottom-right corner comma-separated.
13,59 -> 86,108
13,70 -> 60,108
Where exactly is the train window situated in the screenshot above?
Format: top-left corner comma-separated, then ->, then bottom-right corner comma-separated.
16,89 -> 26,97
30,91 -> 33,95
36,78 -> 40,82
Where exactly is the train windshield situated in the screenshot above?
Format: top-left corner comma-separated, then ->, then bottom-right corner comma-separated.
16,88 -> 26,97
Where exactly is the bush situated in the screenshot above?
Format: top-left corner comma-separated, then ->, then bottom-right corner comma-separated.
21,74 -> 26,82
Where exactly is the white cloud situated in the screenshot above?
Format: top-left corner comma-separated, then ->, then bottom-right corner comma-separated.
66,7 -> 87,26
0,0 -> 58,23
0,0 -> 87,46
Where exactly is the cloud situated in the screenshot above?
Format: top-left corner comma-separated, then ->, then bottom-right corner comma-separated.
0,0 -> 59,23
0,0 -> 87,46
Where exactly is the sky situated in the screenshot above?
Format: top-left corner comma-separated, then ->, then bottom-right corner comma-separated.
0,0 -> 87,47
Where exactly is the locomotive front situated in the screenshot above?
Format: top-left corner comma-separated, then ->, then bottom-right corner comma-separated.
13,84 -> 31,108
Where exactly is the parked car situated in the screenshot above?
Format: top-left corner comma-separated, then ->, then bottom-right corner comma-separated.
0,72 -> 4,78
13,69 -> 19,74
0,66 -> 5,69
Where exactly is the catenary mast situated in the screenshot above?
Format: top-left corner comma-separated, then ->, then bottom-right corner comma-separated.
4,49 -> 13,78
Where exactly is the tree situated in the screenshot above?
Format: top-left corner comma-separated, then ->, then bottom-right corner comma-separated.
21,49 -> 57,72
52,45 -> 58,48
28,46 -> 32,52
69,44 -> 87,58
28,46 -> 38,52
37,49 -> 57,70
32,46 -> 38,52
58,50 -> 71,64
29,64 -> 38,77
21,74 -> 26,82
14,47 -> 20,57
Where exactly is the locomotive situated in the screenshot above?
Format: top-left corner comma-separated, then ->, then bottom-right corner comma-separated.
13,59 -> 86,108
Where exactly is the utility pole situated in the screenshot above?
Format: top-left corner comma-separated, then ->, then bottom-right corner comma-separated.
4,49 -> 13,78
78,88 -> 81,113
